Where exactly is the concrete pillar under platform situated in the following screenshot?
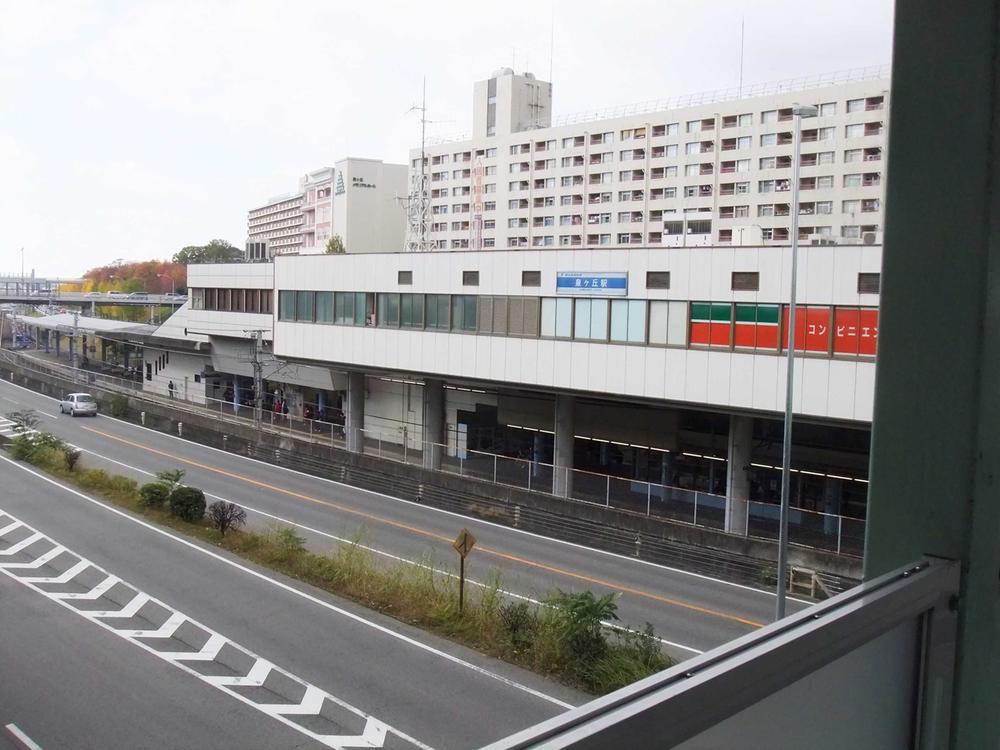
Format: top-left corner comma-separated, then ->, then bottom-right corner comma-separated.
724,415 -> 753,535
422,378 -> 445,470
345,371 -> 365,454
552,394 -> 575,498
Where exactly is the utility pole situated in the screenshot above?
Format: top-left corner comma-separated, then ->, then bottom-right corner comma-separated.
71,311 -> 80,374
245,329 -> 266,430
403,78 -> 431,252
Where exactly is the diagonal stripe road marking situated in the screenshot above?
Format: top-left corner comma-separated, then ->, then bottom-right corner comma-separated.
0,508 -> 433,750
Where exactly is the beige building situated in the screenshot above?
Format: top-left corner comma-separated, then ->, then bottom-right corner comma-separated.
247,159 -> 408,259
410,67 -> 888,251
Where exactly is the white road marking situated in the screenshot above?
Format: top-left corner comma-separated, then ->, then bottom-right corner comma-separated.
0,508 -> 432,750
0,455 -> 577,711
4,723 -> 43,750
0,371 -> 811,603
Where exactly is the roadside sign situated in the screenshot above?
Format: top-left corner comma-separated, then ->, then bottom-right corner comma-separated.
452,528 -> 477,613
452,528 -> 477,558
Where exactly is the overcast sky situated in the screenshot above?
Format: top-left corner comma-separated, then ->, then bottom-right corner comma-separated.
0,0 -> 894,278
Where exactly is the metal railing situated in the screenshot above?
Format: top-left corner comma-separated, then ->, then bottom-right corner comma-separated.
0,347 -> 865,556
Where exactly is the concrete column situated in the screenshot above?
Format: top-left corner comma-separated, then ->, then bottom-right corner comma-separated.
822,477 -> 842,536
345,371 -> 365,453
54,331 -> 61,357
552,394 -> 575,498
532,433 -> 544,477
724,415 -> 753,535
44,329 -> 50,354
422,378 -> 445,470
100,338 -> 108,364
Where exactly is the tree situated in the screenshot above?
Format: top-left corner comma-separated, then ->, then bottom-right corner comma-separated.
325,235 -> 346,255
208,501 -> 247,536
172,239 -> 242,265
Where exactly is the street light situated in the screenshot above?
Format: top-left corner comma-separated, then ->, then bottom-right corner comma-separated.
775,102 -> 818,621
157,273 -> 176,295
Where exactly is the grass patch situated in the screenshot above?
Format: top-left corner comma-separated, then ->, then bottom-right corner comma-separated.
8,439 -> 675,695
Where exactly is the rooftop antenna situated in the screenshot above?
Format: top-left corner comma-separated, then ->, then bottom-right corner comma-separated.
548,2 -> 555,84
738,16 -> 745,97
402,77 -> 431,252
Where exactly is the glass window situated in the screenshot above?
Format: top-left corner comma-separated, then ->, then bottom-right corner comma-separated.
315,292 -> 334,323
191,288 -> 204,310
400,294 -> 424,328
358,292 -> 372,326
278,290 -> 296,321
378,293 -> 400,327
334,292 -> 353,324
451,295 -> 477,331
610,299 -> 646,343
541,298 -> 573,337
573,299 -> 609,340
294,291 -> 314,322
426,295 -> 449,329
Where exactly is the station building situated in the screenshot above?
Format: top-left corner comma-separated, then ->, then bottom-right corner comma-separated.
136,69 -> 888,557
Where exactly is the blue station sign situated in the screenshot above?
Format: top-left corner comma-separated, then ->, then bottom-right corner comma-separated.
555,271 -> 628,296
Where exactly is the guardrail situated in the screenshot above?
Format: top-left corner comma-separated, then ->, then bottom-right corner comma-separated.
0,347 -> 865,556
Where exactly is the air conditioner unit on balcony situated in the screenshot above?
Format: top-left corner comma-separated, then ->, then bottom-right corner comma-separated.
808,235 -> 838,245
862,232 -> 879,245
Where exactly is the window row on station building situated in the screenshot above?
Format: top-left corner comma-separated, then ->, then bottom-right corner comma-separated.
270,289 -> 878,358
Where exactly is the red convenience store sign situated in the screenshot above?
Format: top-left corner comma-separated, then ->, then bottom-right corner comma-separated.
833,308 -> 879,356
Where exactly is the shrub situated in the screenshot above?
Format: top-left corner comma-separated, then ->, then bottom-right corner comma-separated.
500,601 -> 537,647
169,486 -> 206,522
109,394 -> 129,418
63,448 -> 81,471
140,482 -> 170,507
10,431 -> 66,461
547,590 -> 620,662
156,469 -> 186,494
758,566 -> 778,587
274,527 -> 306,557
208,501 -> 247,536
78,468 -> 112,491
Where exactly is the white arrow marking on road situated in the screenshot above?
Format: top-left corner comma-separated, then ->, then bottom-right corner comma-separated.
55,574 -> 121,600
21,559 -> 91,583
161,632 -> 227,661
0,532 -> 43,555
257,684 -> 327,715
0,544 -> 66,569
205,658 -> 273,688
118,611 -> 186,639
88,592 -> 151,618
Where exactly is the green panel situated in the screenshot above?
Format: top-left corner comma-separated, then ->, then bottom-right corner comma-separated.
735,304 -> 757,323
757,304 -> 780,324
710,303 -> 732,322
690,302 -> 712,322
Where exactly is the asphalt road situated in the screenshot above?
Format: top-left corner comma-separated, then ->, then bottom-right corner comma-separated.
0,455 -> 581,750
0,377 -> 807,662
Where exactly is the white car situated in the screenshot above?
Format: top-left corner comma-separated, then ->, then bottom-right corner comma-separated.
59,393 -> 98,417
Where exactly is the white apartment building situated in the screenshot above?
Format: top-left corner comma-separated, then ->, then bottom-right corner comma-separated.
247,159 -> 409,259
411,68 -> 888,251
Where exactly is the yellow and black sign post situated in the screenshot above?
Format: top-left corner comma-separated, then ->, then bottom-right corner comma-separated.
452,528 -> 477,613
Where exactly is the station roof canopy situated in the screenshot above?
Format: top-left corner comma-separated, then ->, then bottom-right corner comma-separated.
15,313 -> 156,336
14,314 -> 207,353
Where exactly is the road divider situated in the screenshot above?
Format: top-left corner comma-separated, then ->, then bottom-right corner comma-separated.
78,424 -> 766,630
